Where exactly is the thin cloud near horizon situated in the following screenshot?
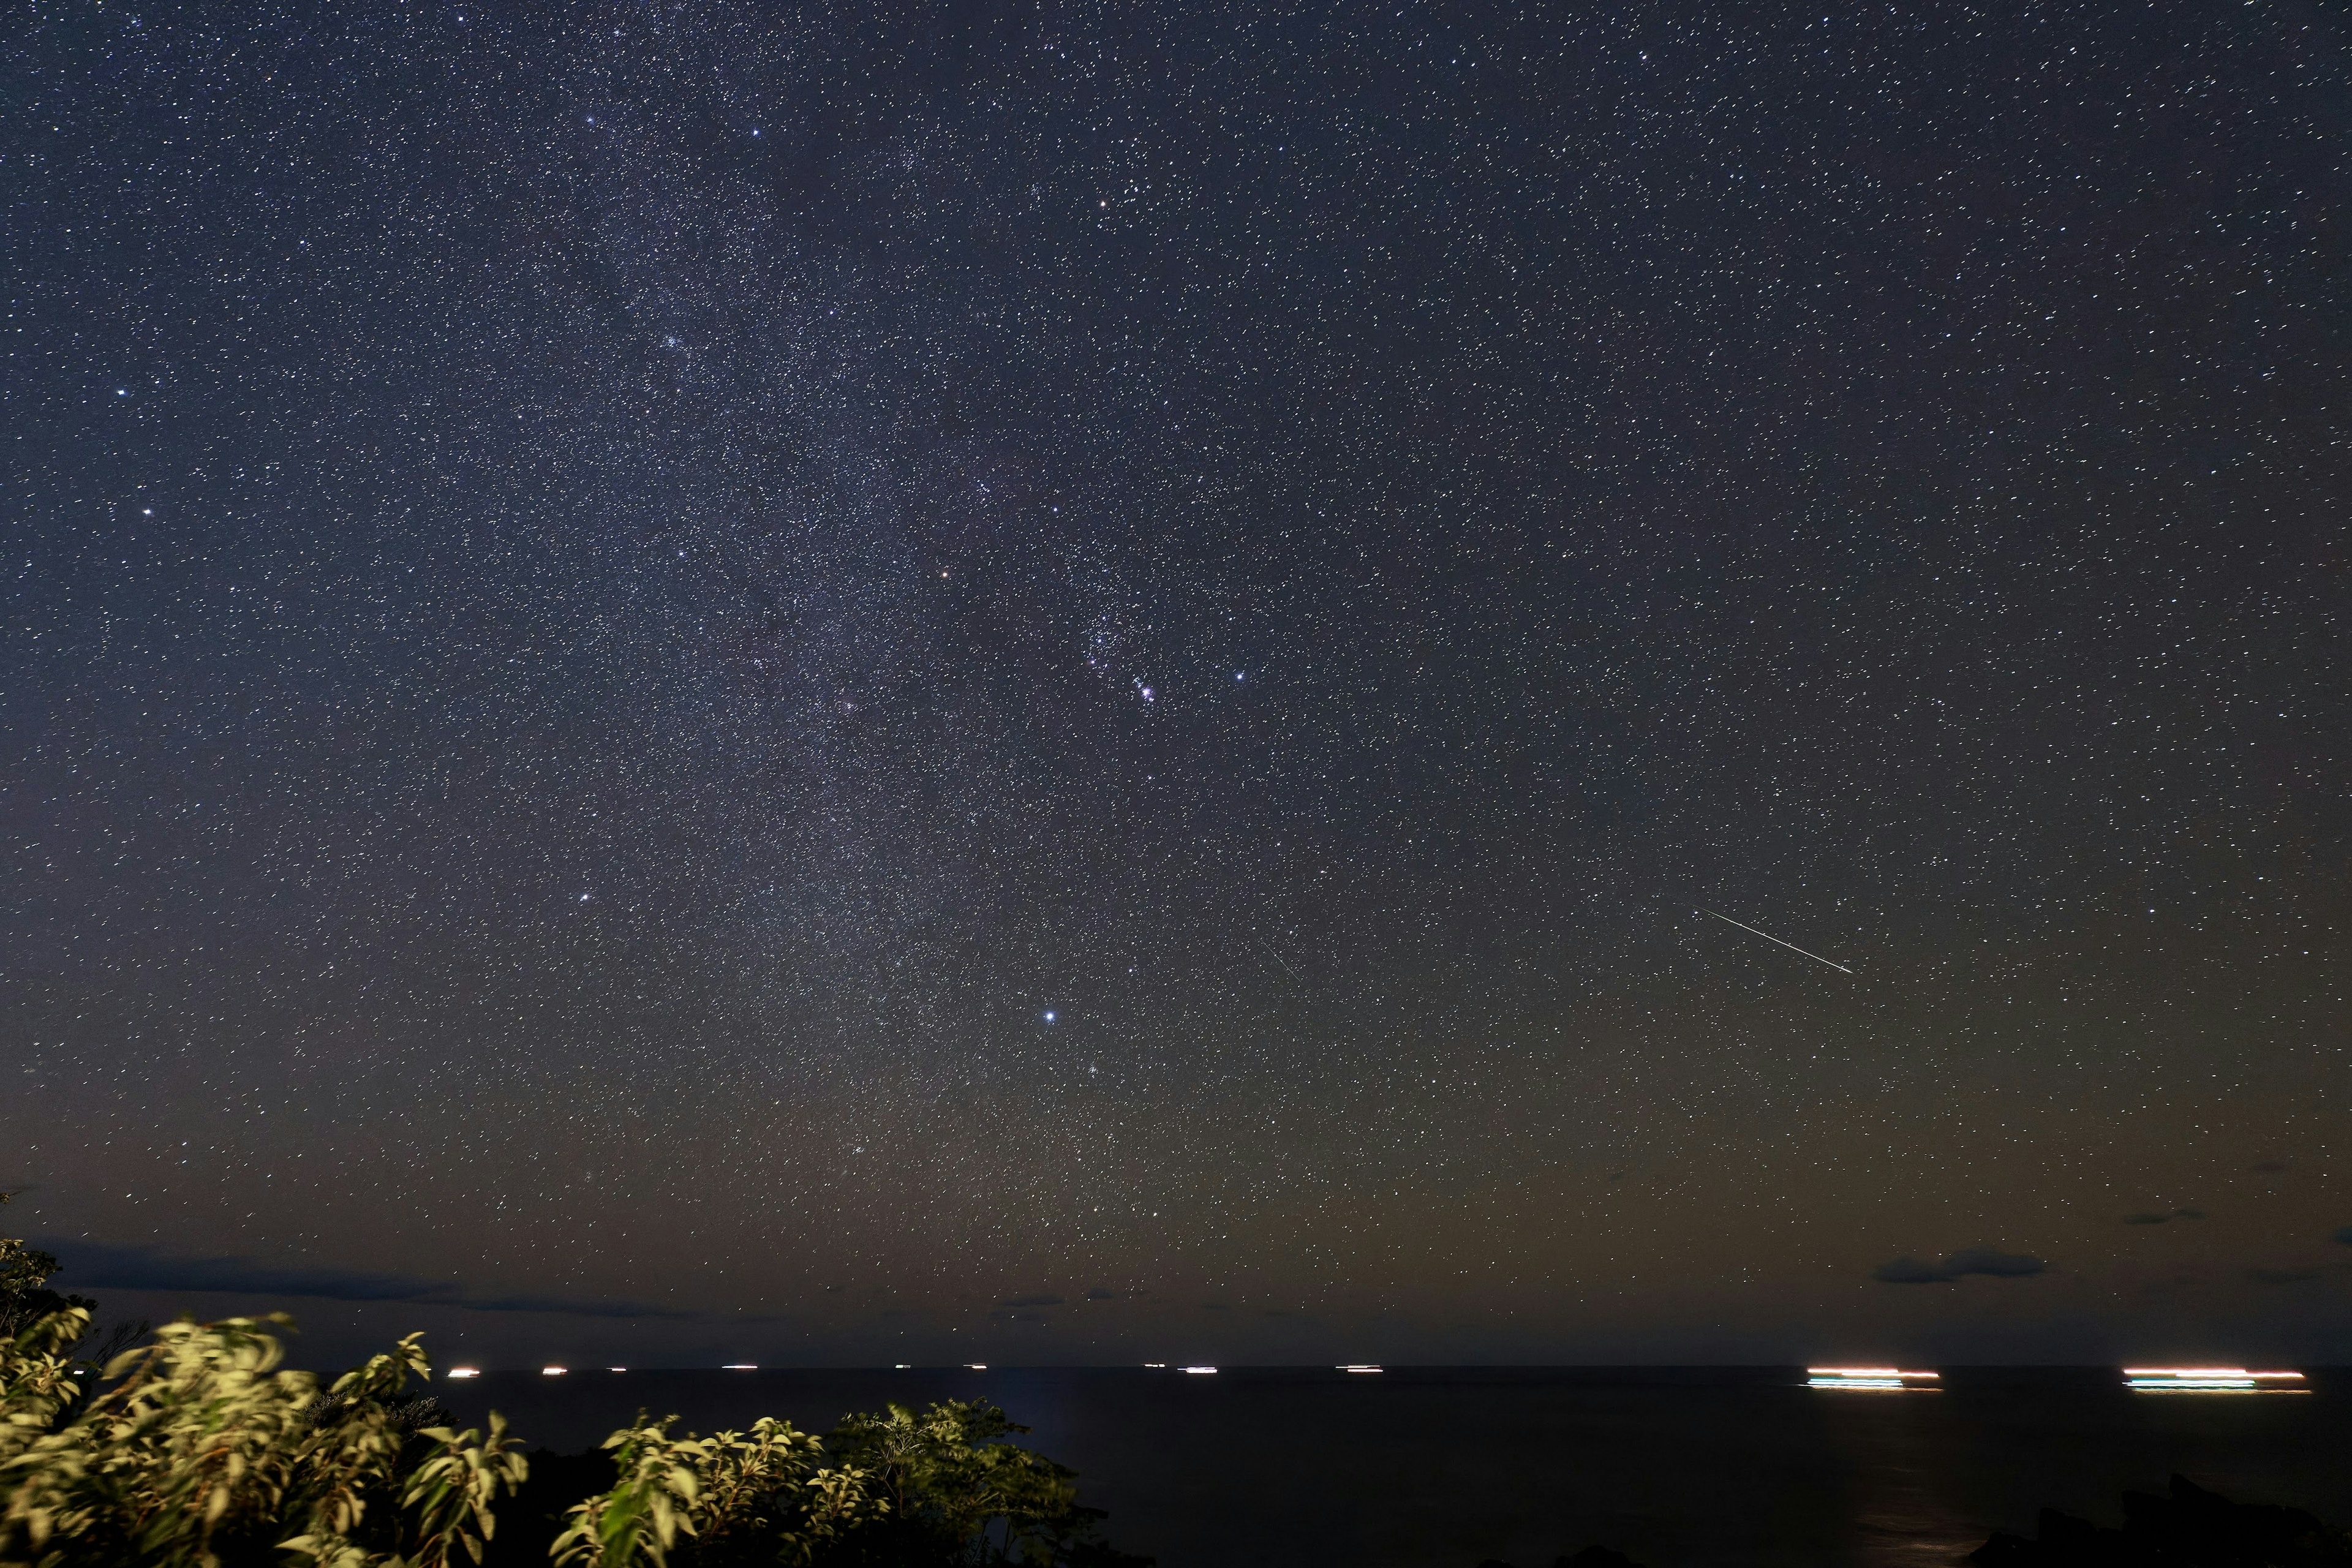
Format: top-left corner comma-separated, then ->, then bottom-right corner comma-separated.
40,1238 -> 696,1321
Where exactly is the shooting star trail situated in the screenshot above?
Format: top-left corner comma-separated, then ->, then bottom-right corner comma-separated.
1701,909 -> 1854,975
1258,939 -> 1302,982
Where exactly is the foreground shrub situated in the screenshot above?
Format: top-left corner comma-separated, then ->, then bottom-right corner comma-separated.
816,1401 -> 1115,1567
1,1308 -> 526,1567
0,1310 -> 1144,1567
548,1412 -> 865,1567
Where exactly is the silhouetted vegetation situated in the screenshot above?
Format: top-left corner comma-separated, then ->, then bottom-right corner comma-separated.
0,1194 -> 93,1342
0,1192 -> 146,1389
0,1221 -> 1148,1566
1969,1474 -> 2352,1565
1474,1548 -> 1645,1568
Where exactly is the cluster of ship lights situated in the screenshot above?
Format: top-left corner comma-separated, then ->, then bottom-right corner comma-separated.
1807,1366 -> 1939,1391
2124,1368 -> 2305,1394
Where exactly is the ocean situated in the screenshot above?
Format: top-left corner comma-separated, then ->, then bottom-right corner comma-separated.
435,1365 -> 2352,1567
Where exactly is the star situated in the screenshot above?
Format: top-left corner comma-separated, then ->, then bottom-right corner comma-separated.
15,0 -> 2329,1385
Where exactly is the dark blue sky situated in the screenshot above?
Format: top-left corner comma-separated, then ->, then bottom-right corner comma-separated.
5,1 -> 2346,1368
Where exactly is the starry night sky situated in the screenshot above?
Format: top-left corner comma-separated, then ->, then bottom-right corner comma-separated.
6,2 -> 2348,1369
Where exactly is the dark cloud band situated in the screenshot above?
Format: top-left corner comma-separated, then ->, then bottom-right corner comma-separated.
41,1240 -> 692,1320
1872,1247 -> 2046,1284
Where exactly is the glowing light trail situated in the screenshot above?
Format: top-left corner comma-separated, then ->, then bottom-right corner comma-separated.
2122,1368 -> 2302,1378
1702,910 -> 1853,974
1808,1366 -> 1937,1391
2124,1367 -> 2304,1393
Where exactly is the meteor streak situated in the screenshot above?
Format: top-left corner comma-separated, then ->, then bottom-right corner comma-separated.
1702,909 -> 1853,974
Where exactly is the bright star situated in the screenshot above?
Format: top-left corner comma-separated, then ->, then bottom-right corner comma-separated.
1043,1010 -> 1056,1023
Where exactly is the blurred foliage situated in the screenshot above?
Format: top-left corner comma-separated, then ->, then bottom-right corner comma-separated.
548,1412 -> 864,1568
0,1204 -> 1145,1566
1,1310 -> 526,1567
533,1398 -> 1147,1568
0,1195 -> 91,1345
0,1194 -> 144,1390
0,1308 -> 1144,1568
816,1402 -> 1136,1568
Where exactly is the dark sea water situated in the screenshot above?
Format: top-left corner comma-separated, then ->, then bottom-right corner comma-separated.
437,1366 -> 2352,1568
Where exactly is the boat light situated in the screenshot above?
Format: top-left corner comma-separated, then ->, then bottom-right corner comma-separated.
2124,1367 -> 2303,1393
1807,1366 -> 1937,1391
2122,1367 -> 2302,1379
